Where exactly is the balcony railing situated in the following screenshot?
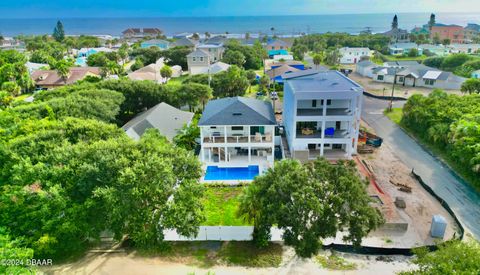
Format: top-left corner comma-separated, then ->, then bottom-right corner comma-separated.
203,134 -> 273,144
296,108 -> 351,116
296,129 -> 349,139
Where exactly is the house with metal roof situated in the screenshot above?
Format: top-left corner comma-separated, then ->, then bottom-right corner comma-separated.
282,70 -> 363,161
388,43 -> 422,56
198,97 -> 276,168
122,102 -> 194,141
338,47 -> 372,64
355,60 -> 376,77
172,37 -> 198,48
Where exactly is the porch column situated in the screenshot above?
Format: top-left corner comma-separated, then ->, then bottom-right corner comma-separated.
209,148 -> 212,162
322,98 -> 327,116
224,126 -> 228,144
200,127 -> 205,162
225,146 -> 228,162
248,126 -> 251,143
248,146 -> 251,162
320,143 -> 325,156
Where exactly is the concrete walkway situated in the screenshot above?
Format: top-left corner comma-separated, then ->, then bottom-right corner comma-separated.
361,96 -> 480,240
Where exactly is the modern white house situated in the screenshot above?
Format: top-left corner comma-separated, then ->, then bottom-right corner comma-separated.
198,97 -> 277,169
282,70 -> 363,161
197,44 -> 225,62
338,47 -> 372,64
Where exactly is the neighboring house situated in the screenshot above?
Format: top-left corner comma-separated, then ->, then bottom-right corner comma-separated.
31,67 -> 101,89
430,24 -> 466,44
355,60 -> 376,77
172,37 -> 198,48
282,70 -> 363,161
26,62 -> 48,74
420,44 -> 450,56
187,49 -> 211,75
198,97 -> 277,168
472,70 -> 480,79
122,28 -> 162,38
448,43 -> 480,54
239,38 -> 258,47
128,58 -> 169,83
204,36 -> 227,45
383,61 -> 419,68
208,62 -> 231,74
272,54 -> 294,61
388,43 -> 422,55
338,47 -> 372,64
382,28 -> 410,43
266,60 -> 305,71
140,39 -> 170,50
197,43 -> 224,62
410,26 -> 430,36
173,33 -> 193,39
266,39 -> 291,57
265,64 -> 300,83
372,63 -> 466,90
122,102 -> 194,141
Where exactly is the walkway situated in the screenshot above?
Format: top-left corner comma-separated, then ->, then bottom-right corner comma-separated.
361,96 -> 480,240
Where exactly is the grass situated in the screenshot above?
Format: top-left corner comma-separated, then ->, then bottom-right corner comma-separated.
315,254 -> 357,270
13,93 -> 32,102
383,107 -> 480,192
384,55 -> 428,61
201,187 -> 250,226
137,241 -> 283,268
383,108 -> 403,124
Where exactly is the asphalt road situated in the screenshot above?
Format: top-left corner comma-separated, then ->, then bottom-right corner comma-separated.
361,96 -> 480,240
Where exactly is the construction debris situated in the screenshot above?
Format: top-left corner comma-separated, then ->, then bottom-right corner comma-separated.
394,197 -> 406,209
390,177 -> 412,193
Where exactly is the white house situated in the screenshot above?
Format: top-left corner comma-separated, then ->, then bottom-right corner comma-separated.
282,70 -> 363,161
187,49 -> 231,75
388,43 -> 422,55
338,47 -> 372,64
197,44 -> 225,62
356,60 -> 376,77
448,44 -> 480,54
198,97 -> 277,169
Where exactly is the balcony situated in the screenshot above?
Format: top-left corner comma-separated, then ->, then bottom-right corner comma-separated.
202,133 -> 273,144
296,129 -> 348,139
296,108 -> 351,116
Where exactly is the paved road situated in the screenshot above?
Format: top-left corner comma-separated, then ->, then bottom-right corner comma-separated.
361,96 -> 480,240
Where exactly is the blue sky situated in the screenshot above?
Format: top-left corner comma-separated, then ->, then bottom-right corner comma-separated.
1,0 -> 478,18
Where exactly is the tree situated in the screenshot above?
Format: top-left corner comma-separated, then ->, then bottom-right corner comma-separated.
238,158 -> 384,257
204,32 -> 211,39
160,65 -> 173,83
313,52 -> 325,69
87,52 -> 109,67
130,58 -> 144,71
0,90 -> 13,108
400,240 -> 480,275
211,65 -> 249,98
54,60 -> 71,83
408,48 -> 419,57
245,70 -> 257,93
222,50 -> 246,67
0,228 -> 35,274
423,56 -> 445,68
52,20 -> 65,42
101,61 -> 122,78
160,46 -> 191,69
94,130 -> 205,248
292,44 -> 308,61
177,83 -> 212,111
392,15 -> 399,29
1,81 -> 21,96
433,33 -> 441,45
258,75 -> 270,93
173,115 -> 200,150
428,13 -> 436,31
191,33 -> 200,40
442,38 -> 451,46
461,78 -> 480,94
325,48 -> 341,66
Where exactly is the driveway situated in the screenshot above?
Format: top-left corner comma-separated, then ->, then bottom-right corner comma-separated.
361,96 -> 480,240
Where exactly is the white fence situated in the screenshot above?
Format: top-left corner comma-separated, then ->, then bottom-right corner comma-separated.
163,226 -> 284,241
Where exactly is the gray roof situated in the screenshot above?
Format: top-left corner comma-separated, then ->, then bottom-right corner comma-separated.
267,39 -> 290,47
187,49 -> 210,58
285,70 -> 363,92
122,102 -> 194,141
198,97 -> 276,126
173,37 -> 196,47
204,36 -> 227,45
357,60 -> 375,68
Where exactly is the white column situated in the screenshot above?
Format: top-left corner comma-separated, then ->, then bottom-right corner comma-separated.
200,127 -> 205,162
224,126 -> 228,144
248,146 -> 251,162
248,126 -> 251,143
224,146 -> 228,162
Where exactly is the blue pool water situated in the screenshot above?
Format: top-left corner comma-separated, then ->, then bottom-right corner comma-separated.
204,165 -> 259,181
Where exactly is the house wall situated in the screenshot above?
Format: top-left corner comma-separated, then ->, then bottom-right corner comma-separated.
356,65 -> 375,78
339,49 -> 371,64
373,73 -> 396,84
431,26 -> 466,44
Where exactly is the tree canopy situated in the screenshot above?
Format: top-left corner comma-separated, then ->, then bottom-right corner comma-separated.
238,158 -> 384,257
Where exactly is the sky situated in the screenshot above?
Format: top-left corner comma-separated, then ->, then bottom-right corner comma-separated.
0,0 -> 479,18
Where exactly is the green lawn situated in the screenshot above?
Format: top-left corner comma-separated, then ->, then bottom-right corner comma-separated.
137,241 -> 283,268
384,55 -> 428,62
384,107 -> 480,192
202,187 -> 250,226
13,93 -> 33,102
383,108 -> 403,124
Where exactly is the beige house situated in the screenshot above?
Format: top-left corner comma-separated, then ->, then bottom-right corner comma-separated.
31,67 -> 101,89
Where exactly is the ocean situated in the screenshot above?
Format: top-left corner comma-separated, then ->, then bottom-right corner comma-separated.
0,13 -> 479,37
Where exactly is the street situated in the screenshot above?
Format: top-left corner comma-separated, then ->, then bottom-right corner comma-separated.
361,96 -> 480,240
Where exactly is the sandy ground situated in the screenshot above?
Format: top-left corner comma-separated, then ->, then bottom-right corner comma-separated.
356,122 -> 459,248
348,72 -> 463,98
41,248 -> 415,275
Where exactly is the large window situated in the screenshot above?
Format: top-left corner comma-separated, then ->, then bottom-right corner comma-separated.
377,75 -> 384,81
231,126 -> 244,131
312,100 -> 317,107
424,79 -> 435,86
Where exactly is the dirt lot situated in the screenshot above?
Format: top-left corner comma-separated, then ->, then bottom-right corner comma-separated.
349,72 -> 463,98
357,122 -> 459,248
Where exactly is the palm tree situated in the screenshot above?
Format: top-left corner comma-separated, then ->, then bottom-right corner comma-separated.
55,62 -> 70,84
160,65 -> 173,83
270,27 -> 275,37
313,52 -> 325,69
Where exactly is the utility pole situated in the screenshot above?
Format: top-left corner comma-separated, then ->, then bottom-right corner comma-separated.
389,68 -> 397,111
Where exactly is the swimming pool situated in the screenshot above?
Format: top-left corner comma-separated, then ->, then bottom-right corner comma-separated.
204,165 -> 259,181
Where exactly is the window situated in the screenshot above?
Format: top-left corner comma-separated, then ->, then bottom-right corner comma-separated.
232,126 -> 244,131
210,126 -> 217,129
377,75 -> 384,81
398,76 -> 404,82
312,100 -> 317,107
192,57 -> 196,62
200,57 -> 204,62
327,100 -> 332,105
424,79 -> 435,86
